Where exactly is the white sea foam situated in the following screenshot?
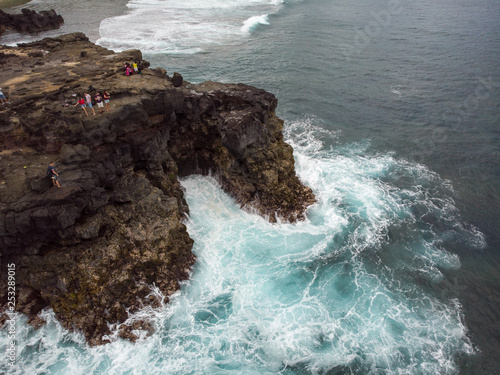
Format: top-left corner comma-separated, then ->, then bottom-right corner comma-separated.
97,0 -> 283,53
241,14 -> 270,34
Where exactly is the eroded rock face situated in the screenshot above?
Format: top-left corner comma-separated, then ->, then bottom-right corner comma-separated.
0,9 -> 64,37
0,33 -> 315,345
169,82 -> 315,222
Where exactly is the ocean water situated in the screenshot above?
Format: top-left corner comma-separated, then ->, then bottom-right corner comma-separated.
1,0 -> 499,373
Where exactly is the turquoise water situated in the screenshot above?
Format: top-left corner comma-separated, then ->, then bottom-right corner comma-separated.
1,0 -> 499,373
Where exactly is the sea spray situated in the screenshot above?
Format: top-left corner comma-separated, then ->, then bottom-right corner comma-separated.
241,15 -> 270,34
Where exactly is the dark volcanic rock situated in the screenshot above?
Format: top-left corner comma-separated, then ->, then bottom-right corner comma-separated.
172,72 -> 183,87
169,82 -> 316,222
0,33 -> 315,345
0,9 -> 64,37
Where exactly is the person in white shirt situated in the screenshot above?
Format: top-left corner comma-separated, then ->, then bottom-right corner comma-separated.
84,92 -> 96,116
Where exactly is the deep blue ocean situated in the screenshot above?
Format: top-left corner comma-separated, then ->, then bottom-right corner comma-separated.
1,0 -> 499,374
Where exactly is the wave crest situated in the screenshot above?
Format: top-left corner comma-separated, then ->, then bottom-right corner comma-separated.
241,14 -> 270,34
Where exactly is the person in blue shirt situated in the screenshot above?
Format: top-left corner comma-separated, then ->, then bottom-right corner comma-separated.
48,162 -> 62,188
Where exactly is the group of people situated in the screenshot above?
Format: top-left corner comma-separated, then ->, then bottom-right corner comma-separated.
125,61 -> 141,76
75,90 -> 111,116
73,59 -> 143,116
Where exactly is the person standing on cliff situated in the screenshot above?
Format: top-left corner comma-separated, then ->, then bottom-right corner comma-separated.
94,92 -> 104,114
48,162 -> 62,188
133,61 -> 141,74
74,96 -> 88,116
84,92 -> 95,116
103,91 -> 111,111
124,63 -> 134,76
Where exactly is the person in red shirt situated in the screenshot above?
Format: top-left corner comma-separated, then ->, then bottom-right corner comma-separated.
74,96 -> 88,116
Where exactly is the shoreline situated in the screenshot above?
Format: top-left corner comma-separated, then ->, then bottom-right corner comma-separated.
0,0 -> 31,9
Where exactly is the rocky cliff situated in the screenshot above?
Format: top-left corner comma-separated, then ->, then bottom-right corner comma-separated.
0,33 -> 315,345
0,8 -> 64,37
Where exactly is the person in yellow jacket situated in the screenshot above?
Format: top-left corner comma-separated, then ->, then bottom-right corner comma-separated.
133,61 -> 141,74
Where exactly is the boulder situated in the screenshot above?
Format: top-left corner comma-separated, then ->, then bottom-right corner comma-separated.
60,144 -> 91,165
172,72 -> 183,87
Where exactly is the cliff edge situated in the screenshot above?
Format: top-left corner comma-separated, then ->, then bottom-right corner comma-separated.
0,33 -> 315,345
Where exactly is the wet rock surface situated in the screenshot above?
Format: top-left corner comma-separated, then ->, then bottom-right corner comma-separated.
0,33 -> 315,345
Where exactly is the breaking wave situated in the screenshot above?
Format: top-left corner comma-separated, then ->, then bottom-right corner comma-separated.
97,0 -> 284,53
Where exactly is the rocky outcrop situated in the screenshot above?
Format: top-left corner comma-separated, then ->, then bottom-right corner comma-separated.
0,9 -> 64,37
0,33 -> 315,345
168,81 -> 315,222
